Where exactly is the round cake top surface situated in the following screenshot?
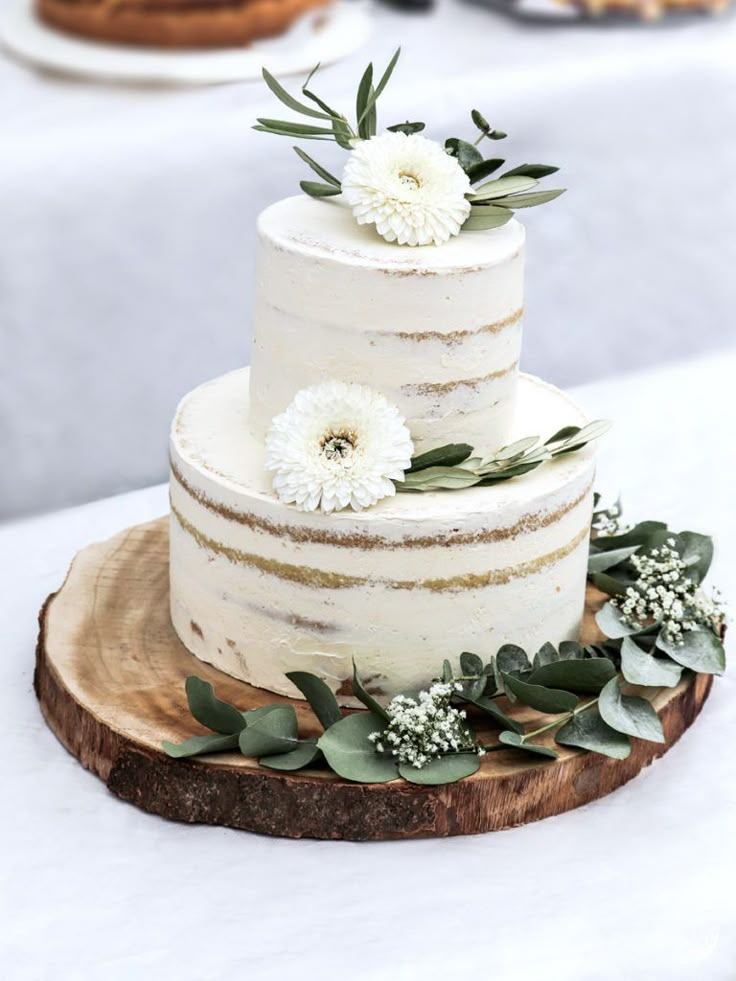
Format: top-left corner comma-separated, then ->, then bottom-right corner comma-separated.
257,195 -> 525,274
171,368 -> 595,527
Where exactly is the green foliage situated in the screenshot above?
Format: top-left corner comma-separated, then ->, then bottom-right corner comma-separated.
555,708 -> 631,760
317,713 -> 399,783
286,671 -> 342,729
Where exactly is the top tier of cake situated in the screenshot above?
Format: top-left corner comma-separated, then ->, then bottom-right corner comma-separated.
249,196 -> 525,452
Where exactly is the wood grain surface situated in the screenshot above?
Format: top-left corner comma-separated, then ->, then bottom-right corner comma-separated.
34,517 -> 712,840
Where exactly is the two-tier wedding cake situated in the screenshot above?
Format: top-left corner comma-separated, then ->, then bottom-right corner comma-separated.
168,53 -> 602,702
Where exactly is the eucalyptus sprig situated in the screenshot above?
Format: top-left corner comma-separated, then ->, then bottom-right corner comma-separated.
163,505 -> 725,785
254,48 -> 565,230
397,420 -> 611,493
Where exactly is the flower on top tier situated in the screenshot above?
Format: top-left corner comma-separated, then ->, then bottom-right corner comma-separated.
341,132 -> 472,247
264,381 -> 414,514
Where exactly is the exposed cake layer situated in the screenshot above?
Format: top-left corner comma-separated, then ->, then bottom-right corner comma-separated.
250,197 -> 525,453
170,368 -> 595,701
37,0 -> 332,49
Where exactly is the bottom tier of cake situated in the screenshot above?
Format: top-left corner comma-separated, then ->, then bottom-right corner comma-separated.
169,368 -> 596,701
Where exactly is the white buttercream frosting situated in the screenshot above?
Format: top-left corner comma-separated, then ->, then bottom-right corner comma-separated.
169,368 -> 596,702
249,195 -> 525,454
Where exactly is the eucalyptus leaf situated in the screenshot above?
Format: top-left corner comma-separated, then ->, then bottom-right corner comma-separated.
286,671 -> 342,729
598,678 -> 665,743
162,732 -> 239,759
588,546 -> 639,573
387,121 -> 426,135
528,657 -> 617,693
466,158 -> 505,182
445,138 -> 484,173
593,521 -> 668,552
621,636 -> 683,687
498,731 -> 558,759
501,672 -> 578,714
532,641 -> 560,669
317,713 -> 398,783
589,572 -> 630,598
679,531 -> 714,585
259,741 -> 322,771
595,601 -> 642,639
555,708 -> 631,759
466,695 -> 525,734
352,662 -> 389,720
399,754 -> 481,785
471,109 -> 491,134
238,705 -> 299,757
559,640 -> 585,661
460,651 -> 484,676
185,677 -> 246,735
657,628 -> 726,675
495,643 -> 532,677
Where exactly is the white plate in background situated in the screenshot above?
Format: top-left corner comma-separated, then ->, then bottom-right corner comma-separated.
0,0 -> 373,86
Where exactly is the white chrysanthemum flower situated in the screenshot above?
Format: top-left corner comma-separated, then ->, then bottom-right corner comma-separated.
264,381 -> 414,514
341,131 -> 472,247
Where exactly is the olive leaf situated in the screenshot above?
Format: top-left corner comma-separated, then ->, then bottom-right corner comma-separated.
598,678 -> 665,743
502,163 -> 560,179
300,181 -> 342,198
406,443 -> 473,473
261,68 -> 333,120
293,146 -> 341,187
317,713 -> 399,783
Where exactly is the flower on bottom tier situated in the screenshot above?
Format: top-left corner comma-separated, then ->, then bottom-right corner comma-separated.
341,131 -> 471,247
264,381 -> 414,514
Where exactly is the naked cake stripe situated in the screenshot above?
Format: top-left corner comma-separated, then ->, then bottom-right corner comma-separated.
172,504 -> 590,592
171,459 -> 593,550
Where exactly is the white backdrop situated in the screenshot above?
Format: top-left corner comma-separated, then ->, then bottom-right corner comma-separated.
2,1 -> 736,519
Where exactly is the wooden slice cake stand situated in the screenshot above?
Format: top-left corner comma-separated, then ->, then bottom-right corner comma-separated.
35,517 -> 712,840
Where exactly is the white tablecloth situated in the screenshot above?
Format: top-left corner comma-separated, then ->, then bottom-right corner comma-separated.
2,351 -> 735,980
2,1 -> 736,519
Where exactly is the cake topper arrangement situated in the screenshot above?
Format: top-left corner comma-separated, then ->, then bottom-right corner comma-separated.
255,48 -> 564,246
164,500 -> 727,786
264,381 -> 610,513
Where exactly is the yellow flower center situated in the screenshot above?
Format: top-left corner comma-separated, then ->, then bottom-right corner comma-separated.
398,171 -> 421,191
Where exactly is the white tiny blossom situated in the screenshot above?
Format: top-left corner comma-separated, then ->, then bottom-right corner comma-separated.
613,540 -> 726,644
341,132 -> 472,247
592,500 -> 628,537
265,381 -> 414,514
368,680 -> 476,769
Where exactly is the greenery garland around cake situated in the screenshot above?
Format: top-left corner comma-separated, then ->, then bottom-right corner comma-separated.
164,498 -> 727,786
254,48 -> 564,247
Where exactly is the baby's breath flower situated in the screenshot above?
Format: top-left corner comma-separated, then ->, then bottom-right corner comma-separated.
368,681 -> 476,769
592,499 -> 627,537
613,539 -> 726,644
